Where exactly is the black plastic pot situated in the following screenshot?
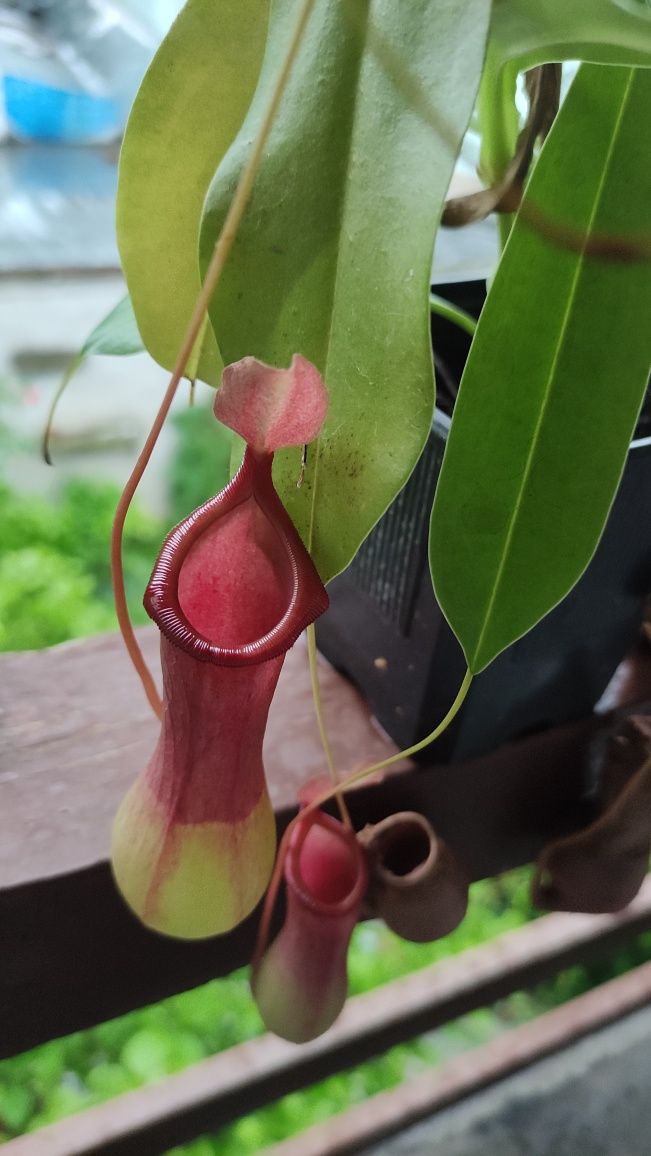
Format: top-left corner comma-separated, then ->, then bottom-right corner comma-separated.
316,280 -> 651,762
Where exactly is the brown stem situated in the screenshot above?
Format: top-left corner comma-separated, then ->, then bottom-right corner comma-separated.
443,64 -> 650,262
442,64 -> 561,228
516,198 -> 651,262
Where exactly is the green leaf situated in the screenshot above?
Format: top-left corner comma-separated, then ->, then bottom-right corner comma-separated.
42,296 -> 145,463
489,0 -> 651,70
430,65 -> 651,674
116,0 -> 270,384
200,0 -> 491,582
0,1083 -> 34,1134
81,294 -> 144,357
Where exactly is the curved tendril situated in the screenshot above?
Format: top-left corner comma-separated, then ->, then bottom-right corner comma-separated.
252,823 -> 294,971
308,669 -> 474,816
111,374 -> 182,720
111,0 -> 318,714
429,294 -> 477,338
343,668 -> 474,786
41,354 -> 83,465
306,624 -> 351,829
253,668 -> 473,964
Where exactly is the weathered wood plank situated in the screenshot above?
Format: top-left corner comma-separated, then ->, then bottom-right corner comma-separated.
0,627 -> 405,1057
4,887 -> 651,1156
0,628 -> 400,888
0,622 -> 611,1057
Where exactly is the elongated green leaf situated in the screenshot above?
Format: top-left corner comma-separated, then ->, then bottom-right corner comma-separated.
200,0 -> 491,582
489,0 -> 651,70
430,65 -> 651,674
117,0 -> 270,384
43,296 -> 145,463
82,295 -> 144,357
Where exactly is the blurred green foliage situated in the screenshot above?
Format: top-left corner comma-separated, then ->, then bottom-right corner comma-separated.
0,479 -> 163,650
168,403 -> 232,525
0,395 -> 231,654
1,409 -> 650,1151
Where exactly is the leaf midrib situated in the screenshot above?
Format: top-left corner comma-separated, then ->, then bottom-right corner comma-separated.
306,0 -> 372,559
470,67 -> 635,670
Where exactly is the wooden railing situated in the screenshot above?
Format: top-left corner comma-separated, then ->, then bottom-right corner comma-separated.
1,628 -> 650,1153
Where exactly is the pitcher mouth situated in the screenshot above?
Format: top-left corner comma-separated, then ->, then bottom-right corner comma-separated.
287,812 -> 368,918
360,811 -> 438,888
144,447 -> 329,668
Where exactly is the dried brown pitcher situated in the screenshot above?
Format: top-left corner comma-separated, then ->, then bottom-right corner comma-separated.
358,811 -> 469,943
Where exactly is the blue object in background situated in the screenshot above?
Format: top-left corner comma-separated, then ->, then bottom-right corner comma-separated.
3,74 -> 119,143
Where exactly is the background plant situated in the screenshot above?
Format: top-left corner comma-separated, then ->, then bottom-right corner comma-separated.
0,480 -> 162,650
